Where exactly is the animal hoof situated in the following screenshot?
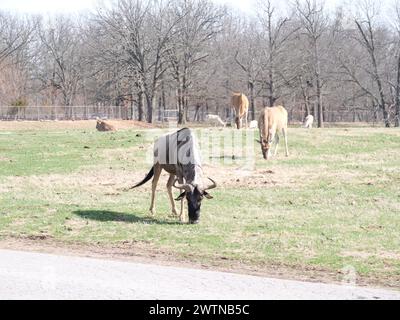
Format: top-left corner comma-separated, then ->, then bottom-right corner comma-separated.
168,212 -> 178,218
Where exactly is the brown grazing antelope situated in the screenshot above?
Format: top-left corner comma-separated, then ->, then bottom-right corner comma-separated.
231,93 -> 249,129
130,128 -> 217,224
257,106 -> 289,160
96,119 -> 116,131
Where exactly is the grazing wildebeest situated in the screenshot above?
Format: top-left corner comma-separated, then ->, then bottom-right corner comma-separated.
96,119 -> 116,131
231,93 -> 249,129
257,106 -> 289,160
303,114 -> 314,129
130,128 -> 216,224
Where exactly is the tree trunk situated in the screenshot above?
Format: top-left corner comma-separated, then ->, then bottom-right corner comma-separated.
371,39 -> 389,127
161,81 -> 166,123
138,92 -> 144,122
395,53 -> 400,127
382,107 -> 390,127
314,41 -> 323,128
145,94 -> 156,123
158,95 -> 162,121
304,97 -> 311,119
130,100 -> 134,120
316,78 -> 323,127
268,64 -> 275,107
193,104 -> 200,121
177,86 -> 184,124
183,93 -> 189,123
249,80 -> 255,120
375,75 -> 389,127
267,10 -> 275,109
304,96 -> 310,119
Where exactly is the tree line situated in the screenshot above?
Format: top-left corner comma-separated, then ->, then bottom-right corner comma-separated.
0,0 -> 399,127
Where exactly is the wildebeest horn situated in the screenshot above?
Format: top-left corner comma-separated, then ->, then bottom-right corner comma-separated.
203,177 -> 217,190
173,179 -> 191,191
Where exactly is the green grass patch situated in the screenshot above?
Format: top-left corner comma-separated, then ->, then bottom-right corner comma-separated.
1,125 -> 400,283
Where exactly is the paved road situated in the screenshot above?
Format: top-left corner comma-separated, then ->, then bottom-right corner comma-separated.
0,249 -> 398,299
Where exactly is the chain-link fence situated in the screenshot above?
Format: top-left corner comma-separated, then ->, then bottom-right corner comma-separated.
0,105 -> 133,121
286,109 -> 384,124
0,105 -> 386,124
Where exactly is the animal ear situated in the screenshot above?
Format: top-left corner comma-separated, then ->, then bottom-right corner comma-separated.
203,191 -> 213,199
175,192 -> 186,201
255,139 -> 261,144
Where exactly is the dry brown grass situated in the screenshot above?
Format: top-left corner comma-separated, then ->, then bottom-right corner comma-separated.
0,120 -> 157,131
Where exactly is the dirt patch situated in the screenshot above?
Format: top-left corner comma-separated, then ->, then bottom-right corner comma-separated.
0,168 -> 181,202
0,120 -> 157,131
101,145 -> 149,162
0,236 -> 398,290
1,164 -> 311,195
3,169 -> 145,192
342,250 -> 400,260
202,163 -> 322,188
0,184 -> 13,194
1,158 -> 335,196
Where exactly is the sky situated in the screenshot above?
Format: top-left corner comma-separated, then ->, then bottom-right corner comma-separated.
0,0 -> 342,15
0,0 -> 97,13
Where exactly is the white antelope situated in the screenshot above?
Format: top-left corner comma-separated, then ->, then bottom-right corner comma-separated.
303,114 -> 314,129
206,114 -> 226,127
249,120 -> 258,129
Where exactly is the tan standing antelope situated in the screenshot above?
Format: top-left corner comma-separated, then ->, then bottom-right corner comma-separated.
257,106 -> 289,160
231,93 -> 249,129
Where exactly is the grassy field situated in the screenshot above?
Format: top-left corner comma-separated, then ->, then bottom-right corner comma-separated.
0,121 -> 399,287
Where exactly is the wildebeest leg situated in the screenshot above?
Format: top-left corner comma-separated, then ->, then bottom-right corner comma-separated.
245,111 -> 248,129
166,174 -> 178,216
282,128 -> 289,156
149,165 -> 162,216
273,134 -> 280,156
179,197 -> 184,222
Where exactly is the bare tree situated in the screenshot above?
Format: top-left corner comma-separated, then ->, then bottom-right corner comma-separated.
0,12 -> 36,105
354,1 -> 390,126
36,15 -> 84,109
92,0 -> 182,123
1,0 -> 399,127
257,0 -> 298,109
166,0 -> 224,124
0,12 -> 34,66
233,19 -> 263,120
295,0 -> 328,127
390,0 -> 400,127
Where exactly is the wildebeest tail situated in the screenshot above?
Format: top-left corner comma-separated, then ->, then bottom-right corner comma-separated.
129,166 -> 154,189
